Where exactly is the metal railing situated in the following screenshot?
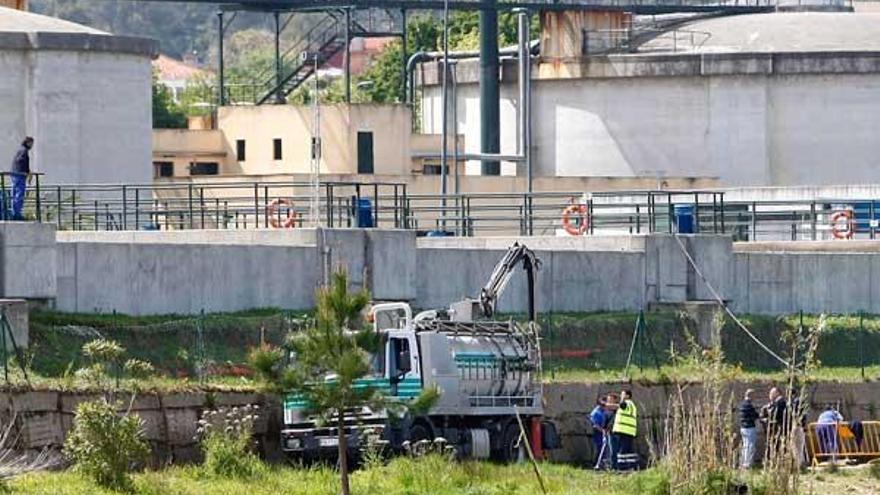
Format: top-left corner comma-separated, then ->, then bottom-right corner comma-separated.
11,180 -> 880,241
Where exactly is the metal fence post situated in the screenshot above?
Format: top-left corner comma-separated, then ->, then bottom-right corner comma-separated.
810,201 -> 817,241
122,185 -> 128,230
56,185 -> 62,229
750,201 -> 757,240
253,182 -> 259,229
188,184 -> 195,229
34,174 -> 41,222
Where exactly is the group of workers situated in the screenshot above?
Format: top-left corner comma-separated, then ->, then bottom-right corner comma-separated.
589,385 -> 853,470
588,388 -> 638,470
740,387 -> 847,468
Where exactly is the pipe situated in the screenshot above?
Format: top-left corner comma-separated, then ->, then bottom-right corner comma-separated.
217,11 -> 225,106
440,0 -> 450,226
480,0 -> 500,176
516,9 -> 532,195
406,45 -> 528,106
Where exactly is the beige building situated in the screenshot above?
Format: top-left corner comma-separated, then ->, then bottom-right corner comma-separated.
153,104 -> 460,181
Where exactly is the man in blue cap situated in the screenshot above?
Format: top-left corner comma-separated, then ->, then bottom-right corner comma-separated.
9,137 -> 33,221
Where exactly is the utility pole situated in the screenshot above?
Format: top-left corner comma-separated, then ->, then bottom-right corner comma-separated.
310,54 -> 322,227
440,0 -> 450,228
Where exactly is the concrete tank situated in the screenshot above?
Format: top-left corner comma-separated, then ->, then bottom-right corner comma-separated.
0,7 -> 157,184
419,12 -> 880,187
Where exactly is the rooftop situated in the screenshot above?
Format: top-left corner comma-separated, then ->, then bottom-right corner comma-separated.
0,5 -> 105,34
0,6 -> 157,57
638,12 -> 880,53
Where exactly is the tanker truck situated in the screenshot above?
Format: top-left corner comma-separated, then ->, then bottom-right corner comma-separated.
280,242 -> 558,461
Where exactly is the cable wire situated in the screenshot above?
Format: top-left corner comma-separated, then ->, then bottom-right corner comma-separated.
672,235 -> 790,368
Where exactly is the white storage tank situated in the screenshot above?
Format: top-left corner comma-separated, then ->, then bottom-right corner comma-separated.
0,6 -> 157,184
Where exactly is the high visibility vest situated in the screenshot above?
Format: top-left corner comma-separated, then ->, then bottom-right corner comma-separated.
613,400 -> 638,437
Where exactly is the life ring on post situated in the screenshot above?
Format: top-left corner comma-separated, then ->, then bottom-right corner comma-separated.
561,204 -> 589,236
830,210 -> 854,240
266,198 -> 297,229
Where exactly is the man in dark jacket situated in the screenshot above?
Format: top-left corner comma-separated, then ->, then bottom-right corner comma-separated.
9,137 -> 33,221
739,389 -> 759,469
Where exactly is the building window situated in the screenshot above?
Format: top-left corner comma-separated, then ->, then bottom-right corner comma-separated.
236,139 -> 246,161
189,162 -> 219,176
153,161 -> 174,178
273,138 -> 283,160
357,131 -> 374,174
423,162 -> 449,175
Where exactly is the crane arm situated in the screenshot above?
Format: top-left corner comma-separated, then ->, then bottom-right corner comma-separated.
478,242 -> 541,321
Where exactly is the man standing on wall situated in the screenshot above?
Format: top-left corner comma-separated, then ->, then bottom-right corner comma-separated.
9,137 -> 33,221
612,388 -> 638,470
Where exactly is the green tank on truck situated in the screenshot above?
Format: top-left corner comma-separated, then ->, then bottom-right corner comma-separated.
281,243 -> 559,461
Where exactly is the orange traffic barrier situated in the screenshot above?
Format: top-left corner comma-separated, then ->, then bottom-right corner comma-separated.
806,421 -> 880,465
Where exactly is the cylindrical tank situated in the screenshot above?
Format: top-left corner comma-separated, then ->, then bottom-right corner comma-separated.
447,332 -> 538,399
0,7 -> 156,184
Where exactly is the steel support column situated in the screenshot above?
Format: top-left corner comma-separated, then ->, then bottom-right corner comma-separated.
401,9 -> 408,102
218,11 -> 225,106
480,0 -> 500,175
274,11 -> 283,103
344,8 -> 352,103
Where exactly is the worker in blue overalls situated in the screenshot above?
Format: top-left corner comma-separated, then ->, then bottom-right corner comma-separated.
9,137 -> 33,221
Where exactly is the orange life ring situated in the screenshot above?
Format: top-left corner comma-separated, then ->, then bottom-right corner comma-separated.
561,204 -> 589,236
266,198 -> 297,229
831,210 -> 854,240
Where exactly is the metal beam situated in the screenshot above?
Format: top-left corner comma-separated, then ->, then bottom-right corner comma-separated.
147,0 -> 773,15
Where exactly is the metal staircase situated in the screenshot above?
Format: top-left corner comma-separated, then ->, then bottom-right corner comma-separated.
224,9 -> 400,105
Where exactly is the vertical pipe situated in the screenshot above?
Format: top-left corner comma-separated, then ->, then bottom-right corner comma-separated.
401,9 -> 408,102
440,0 -> 450,228
451,61 -> 460,196
274,11 -> 283,103
480,0 -> 500,176
218,11 -> 225,106
344,8 -> 352,104
516,9 -> 532,194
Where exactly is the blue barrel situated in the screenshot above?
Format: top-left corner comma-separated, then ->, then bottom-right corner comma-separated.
356,198 -> 374,228
674,204 -> 695,234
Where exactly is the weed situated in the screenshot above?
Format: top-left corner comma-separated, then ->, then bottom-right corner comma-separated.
197,404 -> 263,479
63,398 -> 149,492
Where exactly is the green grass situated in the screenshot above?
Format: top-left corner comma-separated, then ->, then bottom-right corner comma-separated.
10,457 -> 671,495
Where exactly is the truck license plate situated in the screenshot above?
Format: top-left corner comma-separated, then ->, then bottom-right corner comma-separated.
319,438 -> 339,447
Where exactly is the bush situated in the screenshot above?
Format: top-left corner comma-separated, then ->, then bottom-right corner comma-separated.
63,398 -> 149,491
197,404 -> 263,478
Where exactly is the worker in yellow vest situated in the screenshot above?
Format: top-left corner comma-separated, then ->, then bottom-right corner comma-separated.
611,388 -> 638,470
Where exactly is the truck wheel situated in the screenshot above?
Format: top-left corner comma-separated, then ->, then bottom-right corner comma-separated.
499,422 -> 526,463
409,422 -> 433,443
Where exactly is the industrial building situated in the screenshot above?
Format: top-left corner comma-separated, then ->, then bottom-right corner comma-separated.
0,6 -> 156,184
420,11 -> 880,187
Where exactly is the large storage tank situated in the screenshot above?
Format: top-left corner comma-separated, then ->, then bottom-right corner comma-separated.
0,6 -> 157,184
419,12 -> 880,187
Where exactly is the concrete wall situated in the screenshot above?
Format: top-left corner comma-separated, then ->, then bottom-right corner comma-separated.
3,389 -> 282,464
421,67 -> 880,187
11,224 -> 880,317
0,46 -> 154,185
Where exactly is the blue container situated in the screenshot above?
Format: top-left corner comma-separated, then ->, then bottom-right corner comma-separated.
851,201 -> 880,233
674,204 -> 695,234
356,198 -> 374,228
426,230 -> 453,237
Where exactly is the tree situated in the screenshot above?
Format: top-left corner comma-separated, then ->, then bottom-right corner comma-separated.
152,71 -> 187,129
250,270 -> 437,495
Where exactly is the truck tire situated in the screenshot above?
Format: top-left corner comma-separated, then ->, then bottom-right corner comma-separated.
498,422 -> 526,463
409,422 -> 433,443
